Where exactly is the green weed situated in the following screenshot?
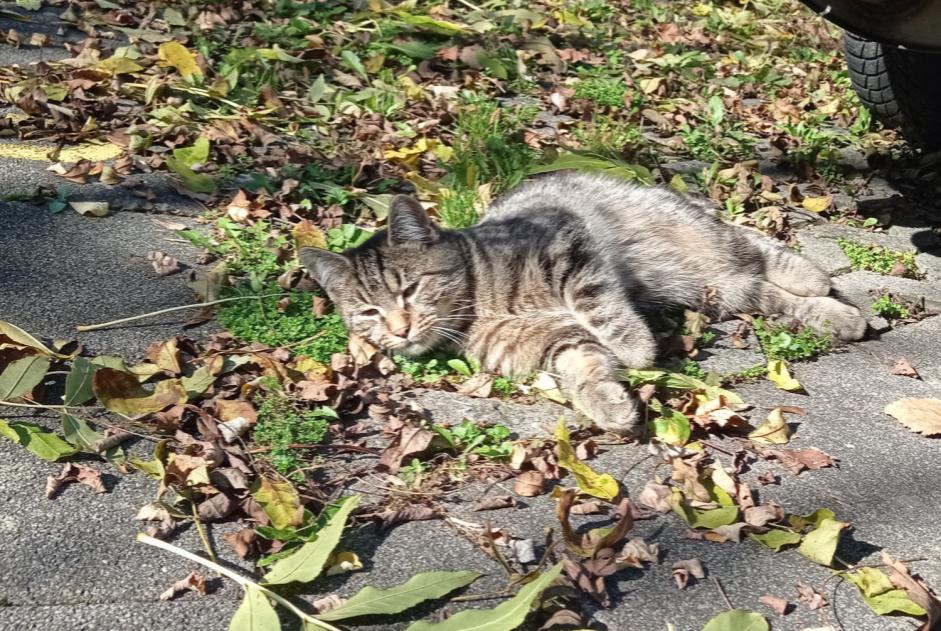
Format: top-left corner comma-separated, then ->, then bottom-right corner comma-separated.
253,383 -> 337,479
574,76 -> 626,108
432,420 -> 514,460
218,291 -> 349,362
837,239 -> 920,278
723,363 -> 768,385
682,359 -> 707,379
871,295 -> 910,320
753,317 -> 831,361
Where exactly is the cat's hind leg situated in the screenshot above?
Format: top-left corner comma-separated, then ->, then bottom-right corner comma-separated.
756,281 -> 866,341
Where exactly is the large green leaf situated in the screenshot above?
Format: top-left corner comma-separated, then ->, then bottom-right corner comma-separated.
317,571 -> 482,621
748,529 -> 802,551
530,152 -> 653,185
0,420 -> 77,461
701,609 -> 768,631
405,563 -> 563,631
229,587 -> 281,631
61,413 -> 126,465
689,506 -> 739,529
0,355 -> 50,400
64,357 -> 98,406
262,495 -> 360,586
798,517 -> 846,566
844,567 -> 927,616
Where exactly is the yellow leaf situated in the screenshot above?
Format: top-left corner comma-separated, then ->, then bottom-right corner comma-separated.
326,550 -> 363,576
801,196 -> 832,213
98,56 -> 143,75
158,41 -> 202,81
292,219 -> 327,250
554,419 -> 619,501
748,407 -> 791,444
531,372 -> 567,404
639,77 -> 661,95
767,360 -> 801,392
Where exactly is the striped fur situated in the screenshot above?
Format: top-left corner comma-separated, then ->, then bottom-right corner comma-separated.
300,172 -> 865,435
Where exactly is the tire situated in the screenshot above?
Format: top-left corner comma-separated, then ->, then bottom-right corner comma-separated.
842,31 -> 941,151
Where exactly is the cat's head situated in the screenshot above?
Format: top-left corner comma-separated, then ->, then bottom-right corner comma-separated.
299,195 -> 467,356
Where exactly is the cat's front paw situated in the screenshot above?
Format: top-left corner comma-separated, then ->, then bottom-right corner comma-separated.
808,297 -> 867,341
576,381 -> 646,439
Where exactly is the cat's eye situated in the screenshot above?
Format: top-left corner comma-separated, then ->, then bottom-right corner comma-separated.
360,308 -> 381,318
401,282 -> 419,300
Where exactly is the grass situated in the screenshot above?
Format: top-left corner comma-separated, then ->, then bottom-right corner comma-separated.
837,239 -> 920,278
574,76 -> 627,108
217,291 -> 349,362
753,317 -> 832,361
253,381 -> 337,479
871,295 -> 910,320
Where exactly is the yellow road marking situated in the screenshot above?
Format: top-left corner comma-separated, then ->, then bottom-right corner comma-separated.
0,140 -> 123,163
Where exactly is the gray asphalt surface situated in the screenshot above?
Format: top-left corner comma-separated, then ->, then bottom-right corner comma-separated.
1,10 -> 941,631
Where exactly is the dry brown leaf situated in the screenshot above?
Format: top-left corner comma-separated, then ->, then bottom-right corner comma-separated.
637,481 -> 672,513
884,399 -> 941,436
159,571 -> 205,601
474,495 -> 516,511
616,538 -> 659,568
882,552 -> 941,631
376,425 -> 435,474
891,358 -> 921,379
147,251 -> 182,276
760,594 -> 790,615
513,470 -> 545,497
672,558 -> 705,589
457,372 -> 493,398
796,583 -> 827,610
45,463 -> 106,499
744,504 -> 784,527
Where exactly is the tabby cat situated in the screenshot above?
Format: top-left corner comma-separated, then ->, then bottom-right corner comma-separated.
300,172 -> 866,436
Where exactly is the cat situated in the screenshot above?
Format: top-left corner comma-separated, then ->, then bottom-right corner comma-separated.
299,172 -> 866,437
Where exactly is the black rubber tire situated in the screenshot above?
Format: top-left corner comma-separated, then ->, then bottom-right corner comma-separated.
842,31 -> 941,151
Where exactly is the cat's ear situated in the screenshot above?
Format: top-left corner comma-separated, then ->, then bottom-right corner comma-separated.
388,195 -> 437,245
298,247 -> 351,289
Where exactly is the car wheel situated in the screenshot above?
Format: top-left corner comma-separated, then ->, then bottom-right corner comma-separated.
843,31 -> 941,151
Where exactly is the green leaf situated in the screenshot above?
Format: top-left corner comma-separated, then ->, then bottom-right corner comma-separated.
707,95 -> 725,128
406,563 -> 563,631
16,0 -> 42,11
446,359 -> 472,377
788,508 -> 835,531
0,355 -> 49,400
0,320 -> 60,356
173,137 -> 209,168
0,420 -> 78,461
689,506 -> 739,529
252,477 -> 304,530
748,529 -> 802,551
64,357 -> 98,405
181,365 -> 216,399
229,587 -> 280,631
798,517 -> 846,566
61,413 -> 101,450
262,495 -> 360,586
530,152 -> 652,184
317,571 -> 481,621
844,567 -> 927,617
701,609 -> 768,631
554,420 -> 619,501
341,50 -> 368,81
166,138 -> 215,193
648,401 -> 691,446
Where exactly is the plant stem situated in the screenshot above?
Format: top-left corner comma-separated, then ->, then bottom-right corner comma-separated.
189,501 -> 218,566
75,294 -> 288,332
137,533 -> 343,631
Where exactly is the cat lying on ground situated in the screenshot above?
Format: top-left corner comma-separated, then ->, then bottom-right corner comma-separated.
300,172 -> 866,437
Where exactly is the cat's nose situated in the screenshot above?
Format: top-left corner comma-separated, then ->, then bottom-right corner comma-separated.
386,309 -> 410,338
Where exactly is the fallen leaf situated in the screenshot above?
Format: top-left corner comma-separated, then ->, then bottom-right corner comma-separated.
456,372 -> 493,397
759,594 -> 790,615
701,609 -> 769,631
369,504 -> 442,530
0,420 -> 78,461
513,470 -> 545,497
801,196 -> 832,213
744,504 -> 784,527
474,495 -> 516,511
799,518 -> 847,566
377,425 -> 434,474
796,583 -> 827,610
251,476 -> 303,530
158,41 -> 203,80
748,529 -> 802,551
882,552 -> 941,630
92,368 -> 187,417
844,567 -> 927,617
748,408 -> 791,444
616,538 -> 659,568
890,358 -> 920,379
672,558 -> 705,589
767,360 -> 801,392
159,571 -> 206,601
70,201 -> 109,217
325,550 -> 363,576
637,482 -> 672,513
147,251 -> 182,276
884,399 -> 941,436
555,419 -> 619,501
45,463 -> 106,498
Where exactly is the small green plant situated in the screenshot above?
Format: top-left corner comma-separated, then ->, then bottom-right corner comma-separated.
837,239 -> 920,278
326,223 -> 372,251
492,376 -> 518,397
681,359 -> 707,379
393,352 -> 477,383
45,186 -> 72,213
218,291 -> 349,361
574,76 -> 626,108
871,295 -> 910,320
753,317 -> 831,361
438,187 -> 481,229
723,363 -> 768,385
253,383 -> 337,479
571,114 -> 643,156
678,95 -> 756,162
433,420 -> 514,460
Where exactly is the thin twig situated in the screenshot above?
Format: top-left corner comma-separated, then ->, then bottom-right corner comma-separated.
75,294 -> 288,332
712,576 -> 734,610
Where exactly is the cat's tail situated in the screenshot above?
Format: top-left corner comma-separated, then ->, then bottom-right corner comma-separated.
748,232 -> 831,297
